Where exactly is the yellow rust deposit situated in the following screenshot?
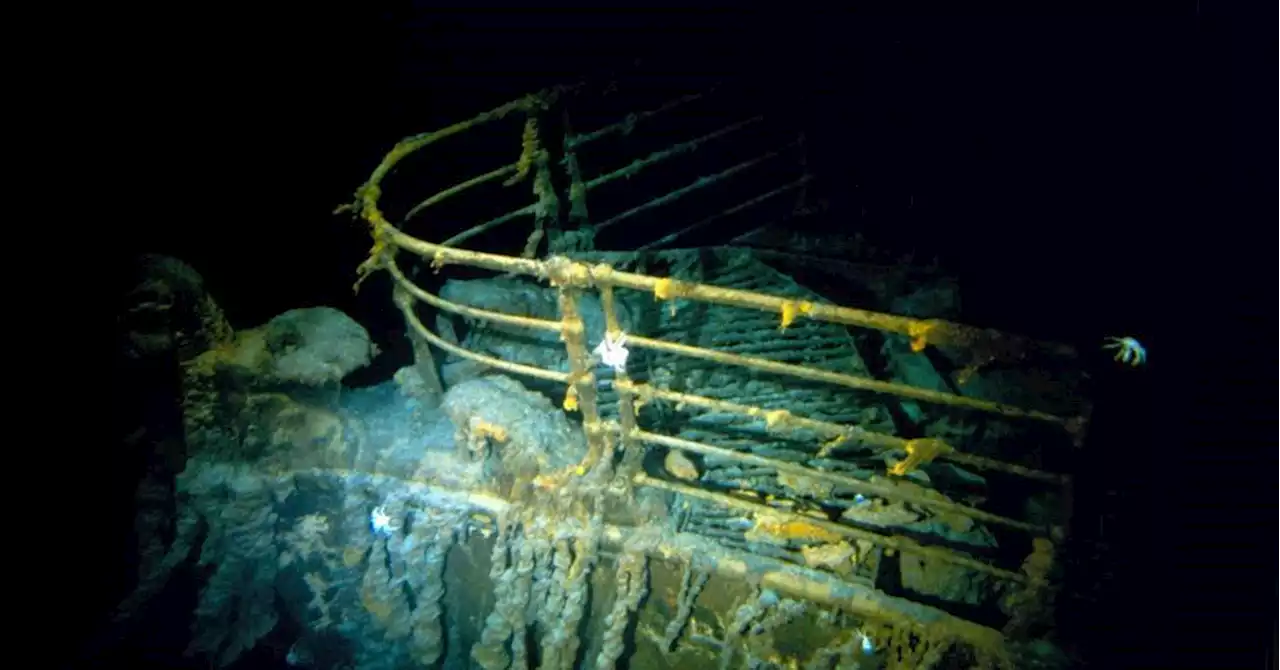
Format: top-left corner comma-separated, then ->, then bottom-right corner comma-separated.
746,511 -> 845,545
888,437 -> 951,476
531,471 -> 568,491
652,277 -> 694,316
470,419 -> 509,444
908,319 -> 937,353
503,117 -> 539,186
778,299 -> 814,331
562,385 -> 579,412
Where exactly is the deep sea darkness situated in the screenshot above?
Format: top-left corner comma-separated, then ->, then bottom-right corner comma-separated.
78,5 -> 1272,669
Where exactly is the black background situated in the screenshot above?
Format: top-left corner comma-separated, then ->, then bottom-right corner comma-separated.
75,3 -> 1274,668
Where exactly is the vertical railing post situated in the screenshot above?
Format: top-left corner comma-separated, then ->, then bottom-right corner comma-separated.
553,109 -> 595,254
529,116 -> 560,259
599,281 -> 642,484
556,286 -> 608,472
506,103 -> 562,260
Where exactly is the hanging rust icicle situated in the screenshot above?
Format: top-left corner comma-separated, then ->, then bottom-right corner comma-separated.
596,548 -> 650,670
719,589 -> 781,670
472,522 -> 516,670
406,511 -> 460,666
663,559 -> 710,652
539,511 -> 604,670
507,528 -> 538,669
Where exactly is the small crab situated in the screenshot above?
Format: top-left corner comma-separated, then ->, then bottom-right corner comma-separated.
370,505 -> 399,536
593,330 -> 630,373
1102,336 -> 1146,366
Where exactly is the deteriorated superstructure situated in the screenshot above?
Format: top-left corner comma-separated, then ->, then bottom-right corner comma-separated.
112,79 -> 1091,670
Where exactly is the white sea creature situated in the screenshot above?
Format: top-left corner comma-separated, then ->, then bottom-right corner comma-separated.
370,505 -> 399,536
854,628 -> 875,654
1102,336 -> 1146,366
594,330 -> 630,373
